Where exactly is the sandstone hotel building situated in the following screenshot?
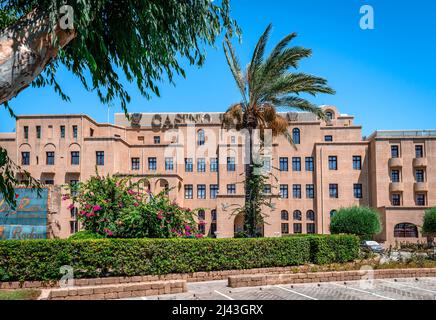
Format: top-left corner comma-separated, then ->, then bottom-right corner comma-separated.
0,106 -> 435,245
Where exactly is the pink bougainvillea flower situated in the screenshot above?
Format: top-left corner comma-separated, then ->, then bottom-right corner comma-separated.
104,228 -> 113,237
67,204 -> 75,210
185,225 -> 191,231
157,214 -> 163,220
62,195 -> 70,201
86,212 -> 95,218
79,211 -> 87,216
93,205 -> 102,212
127,189 -> 136,195
195,234 -> 204,239
133,202 -> 139,207
199,220 -> 206,225
185,231 -> 191,237
85,204 -> 92,210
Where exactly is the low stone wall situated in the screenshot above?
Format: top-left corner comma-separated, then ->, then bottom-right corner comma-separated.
228,268 -> 436,288
42,280 -> 187,300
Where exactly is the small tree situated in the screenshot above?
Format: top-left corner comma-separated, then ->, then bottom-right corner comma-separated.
422,207 -> 436,247
330,206 -> 381,240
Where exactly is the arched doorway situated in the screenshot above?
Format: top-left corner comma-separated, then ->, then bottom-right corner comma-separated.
233,213 -> 264,237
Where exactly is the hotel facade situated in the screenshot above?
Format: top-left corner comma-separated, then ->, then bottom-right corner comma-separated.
0,106 -> 435,245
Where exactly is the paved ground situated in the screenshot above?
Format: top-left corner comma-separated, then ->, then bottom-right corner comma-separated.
127,277 -> 436,300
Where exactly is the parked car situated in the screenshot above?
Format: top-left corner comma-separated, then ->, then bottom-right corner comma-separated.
361,240 -> 384,253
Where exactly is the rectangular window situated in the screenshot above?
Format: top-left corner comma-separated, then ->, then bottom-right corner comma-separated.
328,156 -> 338,170
292,157 -> 301,171
131,157 -> 140,171
165,158 -> 174,171
392,194 -> 401,206
279,157 -> 289,172
227,157 -> 236,172
353,156 -> 362,170
185,158 -> 193,172
329,184 -> 339,198
210,158 -> 218,172
44,180 -> 54,185
293,223 -> 302,234
354,184 -> 363,199
60,126 -> 65,138
184,185 -> 193,199
391,170 -> 400,183
281,223 -> 289,235
307,223 -> 316,234
211,210 -> 217,221
227,184 -> 236,195
23,126 -> 29,139
280,185 -> 289,199
292,184 -> 302,199
36,126 -> 41,139
21,152 -> 30,166
46,152 -> 55,165
148,157 -> 157,171
263,157 -> 271,173
154,136 -> 160,144
416,194 -> 426,206
72,125 -> 78,139
197,158 -> 206,172
263,184 -> 272,194
210,185 -> 219,199
416,169 -> 425,183
71,151 -> 80,165
70,221 -> 79,234
415,145 -> 424,158
198,224 -> 206,235
324,135 -> 333,142
197,185 -> 206,199
306,184 -> 315,199
391,145 -> 399,158
96,151 -> 105,166
305,157 -> 314,171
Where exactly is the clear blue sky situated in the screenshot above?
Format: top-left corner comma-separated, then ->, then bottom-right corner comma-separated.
1,0 -> 435,136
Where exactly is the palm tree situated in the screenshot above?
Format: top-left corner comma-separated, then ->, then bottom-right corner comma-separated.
222,24 -> 335,238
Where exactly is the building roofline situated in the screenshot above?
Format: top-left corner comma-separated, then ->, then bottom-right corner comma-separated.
367,130 -> 436,140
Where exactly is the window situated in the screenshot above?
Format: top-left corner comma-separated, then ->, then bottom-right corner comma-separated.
415,145 -> 424,158
44,180 -> 54,185
96,151 -> 104,166
198,210 -> 206,220
324,135 -> 333,142
354,184 -> 363,199
281,223 -> 289,235
263,184 -> 272,194
23,126 -> 29,139
306,185 -> 315,199
36,126 -> 41,139
263,157 -> 271,173
211,210 -> 217,221
69,180 -> 79,197
394,223 -> 418,238
46,152 -> 55,165
70,207 -> 78,219
227,157 -> 236,172
197,158 -> 206,172
391,170 -> 400,183
131,158 -> 140,170
165,158 -> 174,171
328,156 -> 337,170
184,185 -> 193,199
154,136 -> 160,144
392,194 -> 401,206
60,126 -> 65,138
71,151 -> 80,165
210,185 -> 219,199
305,157 -> 314,171
326,111 -> 334,121
292,157 -> 301,171
416,194 -> 426,206
279,157 -> 289,172
211,223 -> 217,236
281,210 -> 289,221
90,128 -> 94,137
293,223 -> 302,234
21,152 -> 30,166
306,210 -> 316,221
293,210 -> 302,221
292,128 -> 300,144
330,210 -> 337,218
416,169 -> 425,182
391,145 -> 399,158
210,158 -> 218,172
329,184 -> 338,198
279,185 -> 288,199
353,156 -> 362,170
72,125 -> 78,138
198,224 -> 206,235
148,157 -> 157,171
197,185 -> 206,199
293,184 -> 302,199
197,130 -> 205,146
185,158 -> 193,172
70,221 -> 79,234
307,223 -> 316,234
227,184 -> 236,195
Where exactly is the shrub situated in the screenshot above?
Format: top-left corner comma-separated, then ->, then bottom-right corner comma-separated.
68,231 -> 104,240
0,235 -> 358,282
330,206 -> 382,239
422,207 -> 436,236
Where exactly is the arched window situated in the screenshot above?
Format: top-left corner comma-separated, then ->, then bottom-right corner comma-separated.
306,210 -> 316,221
197,129 -> 205,146
198,210 -> 206,220
394,223 -> 418,238
330,210 -> 337,218
292,128 -> 300,145
293,210 -> 302,221
281,210 -> 289,221
326,111 -> 334,121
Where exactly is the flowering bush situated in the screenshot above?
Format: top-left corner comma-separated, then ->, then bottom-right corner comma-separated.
64,175 -> 203,239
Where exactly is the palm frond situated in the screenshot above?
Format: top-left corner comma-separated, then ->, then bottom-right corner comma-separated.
271,96 -> 326,119
223,37 -> 248,105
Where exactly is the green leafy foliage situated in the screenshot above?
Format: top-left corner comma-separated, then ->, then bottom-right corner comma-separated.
330,206 -> 382,240
0,235 -> 358,282
422,207 -> 436,236
68,231 -> 104,240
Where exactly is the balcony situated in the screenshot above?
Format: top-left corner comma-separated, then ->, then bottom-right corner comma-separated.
414,182 -> 428,192
413,158 -> 427,168
389,182 -> 404,192
388,158 -> 403,168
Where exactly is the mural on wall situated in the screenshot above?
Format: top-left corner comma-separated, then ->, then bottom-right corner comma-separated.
0,188 -> 48,240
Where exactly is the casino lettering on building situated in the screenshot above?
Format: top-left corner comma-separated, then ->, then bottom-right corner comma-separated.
0,106 -> 435,245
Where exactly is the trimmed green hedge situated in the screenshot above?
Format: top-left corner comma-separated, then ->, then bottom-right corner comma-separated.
0,235 -> 359,282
